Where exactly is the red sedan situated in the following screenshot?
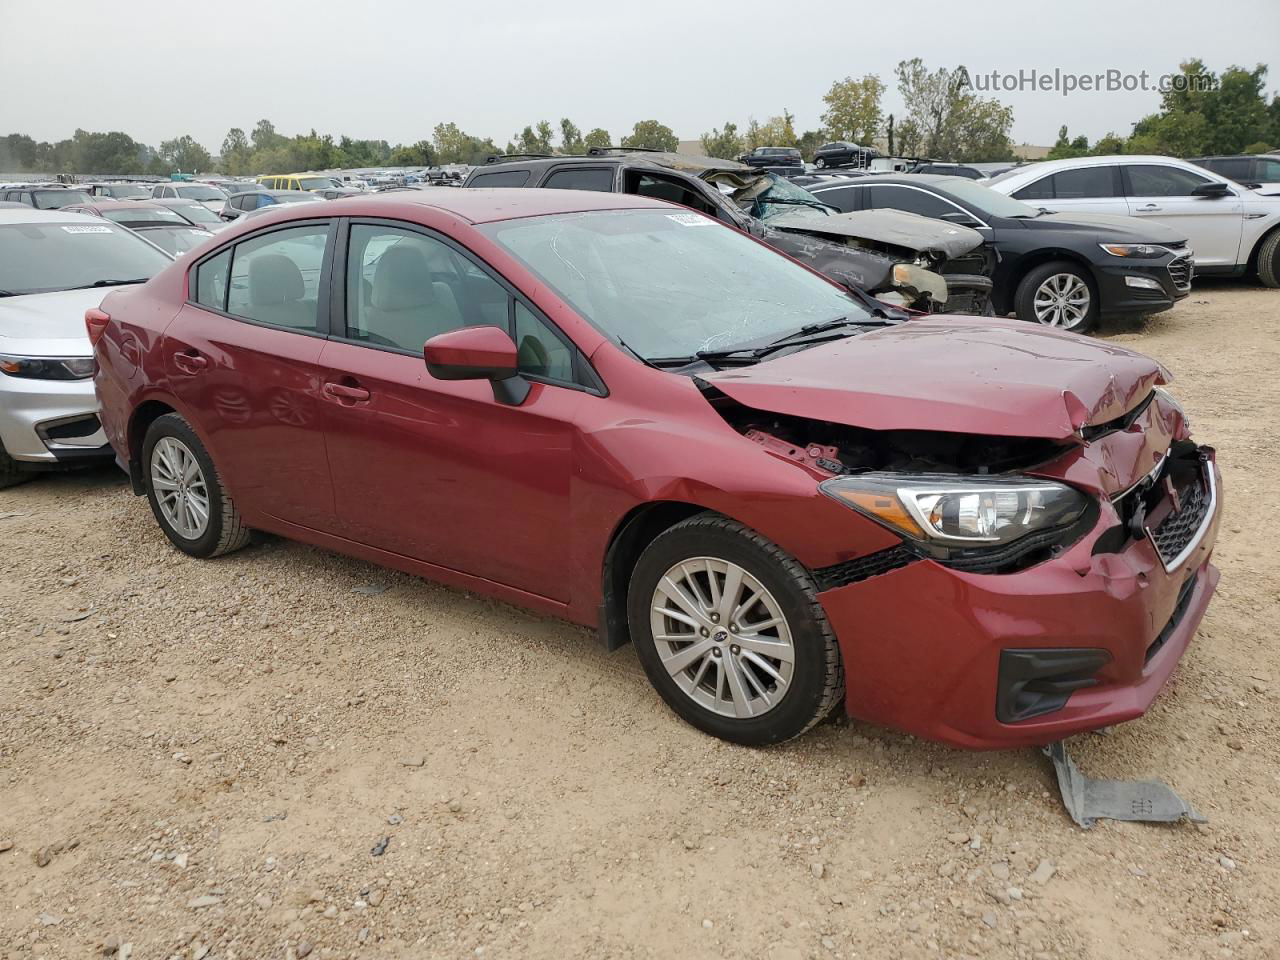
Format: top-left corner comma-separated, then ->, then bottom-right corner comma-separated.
89,189 -> 1221,749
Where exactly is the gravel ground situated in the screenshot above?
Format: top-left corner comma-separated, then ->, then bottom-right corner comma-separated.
2,280 -> 1277,960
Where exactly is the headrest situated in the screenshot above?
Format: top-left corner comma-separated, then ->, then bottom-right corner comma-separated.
249,253 -> 304,305
371,245 -> 436,311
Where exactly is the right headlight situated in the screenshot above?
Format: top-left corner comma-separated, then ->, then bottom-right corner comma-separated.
820,473 -> 1089,547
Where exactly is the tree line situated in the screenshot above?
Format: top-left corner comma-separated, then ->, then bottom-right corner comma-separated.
2,58 -> 1275,177
1044,60 -> 1280,160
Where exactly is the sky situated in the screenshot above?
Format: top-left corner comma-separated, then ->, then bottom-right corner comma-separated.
2,0 -> 1277,153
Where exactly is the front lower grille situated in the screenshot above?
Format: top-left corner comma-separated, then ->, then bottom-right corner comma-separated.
1145,572 -> 1199,663
1149,475 -> 1211,567
1167,255 -> 1193,292
814,545 -> 917,591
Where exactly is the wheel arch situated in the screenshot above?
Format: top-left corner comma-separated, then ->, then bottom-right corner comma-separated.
999,248 -> 1098,314
597,500 -> 713,652
1244,221 -> 1280,276
126,399 -> 179,495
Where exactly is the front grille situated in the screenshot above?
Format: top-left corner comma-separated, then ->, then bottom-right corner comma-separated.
1149,475 -> 1210,567
814,545 -> 917,591
1167,255 -> 1193,292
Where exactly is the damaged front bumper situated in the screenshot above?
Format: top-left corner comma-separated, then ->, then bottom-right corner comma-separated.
816,453 -> 1222,750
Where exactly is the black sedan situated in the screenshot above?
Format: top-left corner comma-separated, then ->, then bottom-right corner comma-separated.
801,174 -> 1192,332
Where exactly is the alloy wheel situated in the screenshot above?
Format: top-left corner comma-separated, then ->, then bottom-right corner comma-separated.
649,557 -> 795,719
150,436 -> 210,539
1032,272 -> 1091,329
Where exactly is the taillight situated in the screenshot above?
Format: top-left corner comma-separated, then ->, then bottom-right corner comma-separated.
85,307 -> 111,347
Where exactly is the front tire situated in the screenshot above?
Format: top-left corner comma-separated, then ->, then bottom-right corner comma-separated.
1257,230 -> 1280,288
1014,260 -> 1099,333
0,439 -> 32,490
142,413 -> 250,558
815,158 -> 826,169
627,514 -> 844,746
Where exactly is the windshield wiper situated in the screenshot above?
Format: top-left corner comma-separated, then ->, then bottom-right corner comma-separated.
68,278 -> 149,290
0,290 -> 24,298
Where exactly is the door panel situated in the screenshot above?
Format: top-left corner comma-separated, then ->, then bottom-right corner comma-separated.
1122,164 -> 1243,267
317,341 -> 577,601
164,304 -> 335,528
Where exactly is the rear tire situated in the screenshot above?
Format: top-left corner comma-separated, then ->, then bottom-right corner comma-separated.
0,440 -> 32,490
626,514 -> 844,746
1257,230 -> 1280,288
1014,260 -> 1099,333
142,413 -> 250,558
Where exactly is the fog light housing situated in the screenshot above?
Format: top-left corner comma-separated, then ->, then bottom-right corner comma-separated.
996,648 -> 1112,723
1123,275 -> 1163,291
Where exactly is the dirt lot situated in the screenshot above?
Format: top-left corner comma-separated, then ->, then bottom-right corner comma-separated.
2,281 -> 1278,960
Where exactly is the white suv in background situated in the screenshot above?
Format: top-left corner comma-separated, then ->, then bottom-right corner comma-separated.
988,155 -> 1280,286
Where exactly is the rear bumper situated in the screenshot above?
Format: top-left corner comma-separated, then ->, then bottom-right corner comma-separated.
0,374 -> 109,463
817,460 -> 1222,749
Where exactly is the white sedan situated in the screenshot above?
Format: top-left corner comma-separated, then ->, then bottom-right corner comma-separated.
0,209 -> 172,487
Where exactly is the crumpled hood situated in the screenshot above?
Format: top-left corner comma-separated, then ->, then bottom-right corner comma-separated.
701,316 -> 1167,440
0,287 -> 105,354
770,208 -> 983,259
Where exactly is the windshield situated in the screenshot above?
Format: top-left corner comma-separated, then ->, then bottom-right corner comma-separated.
937,179 -> 1041,218
735,175 -> 836,222
169,203 -> 222,225
102,207 -> 187,226
479,209 -> 871,360
107,184 -> 150,199
33,189 -> 92,209
134,225 -> 214,257
175,185 -> 226,201
299,177 -> 333,191
0,222 -> 171,294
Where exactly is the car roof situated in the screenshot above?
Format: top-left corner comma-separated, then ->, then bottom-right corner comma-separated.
0,208 -> 106,225
991,154 -> 1221,186
74,199 -> 173,211
325,186 -> 680,224
807,173 -> 976,190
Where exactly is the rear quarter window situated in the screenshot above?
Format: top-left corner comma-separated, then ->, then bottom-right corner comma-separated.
469,170 -> 531,188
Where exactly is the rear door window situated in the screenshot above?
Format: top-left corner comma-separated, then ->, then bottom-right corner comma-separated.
1048,166 -> 1121,199
225,222 -> 332,332
866,184 -> 955,219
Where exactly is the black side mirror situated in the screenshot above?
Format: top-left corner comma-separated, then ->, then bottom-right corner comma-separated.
940,210 -> 982,227
1191,181 -> 1232,197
